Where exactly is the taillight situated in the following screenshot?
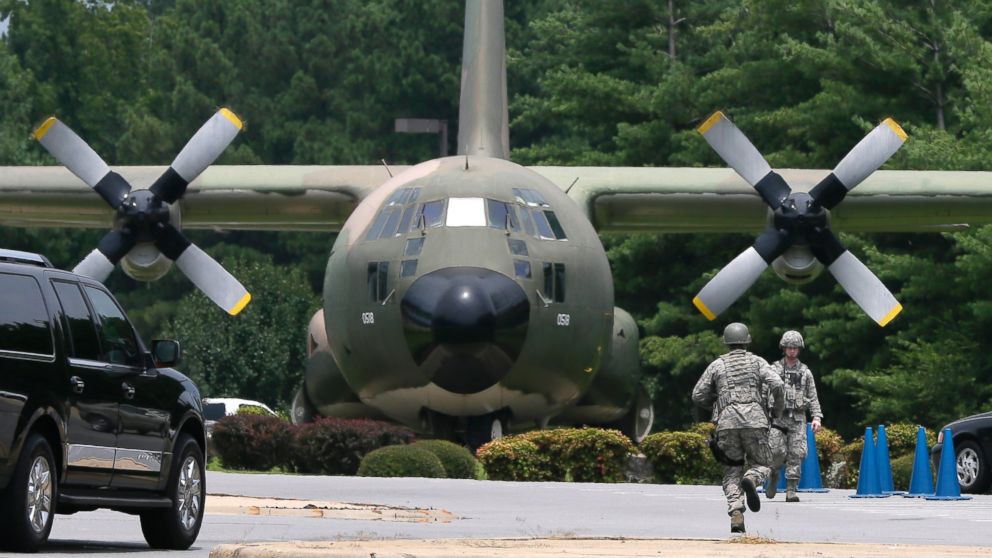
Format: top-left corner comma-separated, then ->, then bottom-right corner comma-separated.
937,430 -> 944,444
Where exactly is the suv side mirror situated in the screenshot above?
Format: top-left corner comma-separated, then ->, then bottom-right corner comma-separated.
151,340 -> 181,368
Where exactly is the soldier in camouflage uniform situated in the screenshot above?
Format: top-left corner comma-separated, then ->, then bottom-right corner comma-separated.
693,323 -> 784,534
764,330 -> 823,503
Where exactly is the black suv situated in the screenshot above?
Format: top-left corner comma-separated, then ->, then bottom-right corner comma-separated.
0,249 -> 206,551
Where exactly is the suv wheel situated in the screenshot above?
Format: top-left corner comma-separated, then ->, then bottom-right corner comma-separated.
956,440 -> 990,493
0,433 -> 57,552
140,434 -> 204,549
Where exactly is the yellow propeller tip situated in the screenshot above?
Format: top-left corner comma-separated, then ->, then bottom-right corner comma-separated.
697,111 -> 726,135
692,296 -> 717,321
33,117 -> 58,141
878,303 -> 902,327
220,108 -> 244,130
882,118 -> 907,141
228,292 -> 252,315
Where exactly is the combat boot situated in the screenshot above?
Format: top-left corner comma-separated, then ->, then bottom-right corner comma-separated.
786,479 -> 800,502
730,510 -> 745,533
766,469 -> 778,499
741,474 -> 761,512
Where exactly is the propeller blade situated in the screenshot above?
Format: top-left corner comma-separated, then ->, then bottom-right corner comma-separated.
693,227 -> 791,320
33,117 -> 131,208
154,224 -> 251,315
810,118 -> 907,210
807,228 -> 901,326
828,251 -> 902,326
150,108 -> 244,204
72,229 -> 137,282
697,111 -> 791,209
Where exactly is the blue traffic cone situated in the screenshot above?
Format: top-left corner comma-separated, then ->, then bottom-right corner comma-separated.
904,426 -> 935,498
875,424 -> 904,494
926,428 -> 972,501
798,422 -> 829,492
850,426 -> 889,498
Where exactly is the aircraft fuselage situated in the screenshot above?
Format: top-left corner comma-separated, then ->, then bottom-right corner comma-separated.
321,156 -> 614,431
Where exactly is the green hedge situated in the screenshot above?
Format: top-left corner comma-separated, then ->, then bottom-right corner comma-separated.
476,437 -> 549,481
211,414 -> 293,471
413,440 -> 478,479
290,418 -> 415,475
640,430 -> 721,485
357,445 -> 446,478
477,428 -> 635,482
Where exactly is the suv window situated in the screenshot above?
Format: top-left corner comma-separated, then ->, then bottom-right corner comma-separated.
52,280 -> 102,361
83,286 -> 141,367
0,272 -> 54,358
202,402 -> 227,421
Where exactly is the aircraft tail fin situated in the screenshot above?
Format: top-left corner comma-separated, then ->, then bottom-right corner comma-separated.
456,0 -> 509,159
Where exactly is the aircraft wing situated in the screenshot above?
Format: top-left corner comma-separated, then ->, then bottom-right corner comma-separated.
0,165 -> 401,231
534,167 -> 992,233
4,164 -> 992,234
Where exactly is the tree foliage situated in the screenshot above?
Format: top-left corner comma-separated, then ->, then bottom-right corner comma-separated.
2,0 -> 992,434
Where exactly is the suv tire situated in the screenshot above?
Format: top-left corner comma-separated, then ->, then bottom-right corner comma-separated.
0,433 -> 57,552
956,440 -> 990,494
139,434 -> 204,549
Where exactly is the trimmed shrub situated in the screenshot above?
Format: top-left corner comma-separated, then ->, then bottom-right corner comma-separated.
688,422 -> 715,438
551,428 -> 636,483
890,453 -> 920,491
413,440 -> 478,479
814,426 -> 844,475
358,445 -> 446,478
477,437 -> 550,481
212,414 -> 293,470
640,431 -> 721,485
291,417 -> 415,475
885,424 -> 935,457
836,440 -> 864,489
477,428 -> 636,483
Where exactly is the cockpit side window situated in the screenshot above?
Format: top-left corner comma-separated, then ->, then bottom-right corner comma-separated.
367,188 -> 423,240
487,199 -> 521,232
412,200 -> 445,231
531,209 -> 555,239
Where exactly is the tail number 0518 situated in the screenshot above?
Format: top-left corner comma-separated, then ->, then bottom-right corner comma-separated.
556,313 -> 570,327
361,312 -> 375,325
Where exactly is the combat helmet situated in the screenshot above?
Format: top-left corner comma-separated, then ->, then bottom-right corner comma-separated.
723,322 -> 751,345
779,330 -> 804,349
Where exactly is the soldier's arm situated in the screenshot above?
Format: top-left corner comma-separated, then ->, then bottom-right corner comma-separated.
805,369 -> 823,420
692,361 -> 719,409
758,361 -> 785,418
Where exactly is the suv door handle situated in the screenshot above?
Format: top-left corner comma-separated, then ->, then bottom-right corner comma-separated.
121,382 -> 135,400
69,376 -> 85,394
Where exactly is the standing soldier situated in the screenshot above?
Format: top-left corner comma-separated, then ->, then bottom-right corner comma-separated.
693,323 -> 784,534
765,330 -> 823,503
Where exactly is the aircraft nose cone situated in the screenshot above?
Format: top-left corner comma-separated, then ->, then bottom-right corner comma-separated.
401,267 -> 529,394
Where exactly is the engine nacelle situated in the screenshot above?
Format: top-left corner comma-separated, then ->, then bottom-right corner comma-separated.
771,244 -> 824,285
117,197 -> 181,282
292,308 -> 384,424
551,307 -> 653,442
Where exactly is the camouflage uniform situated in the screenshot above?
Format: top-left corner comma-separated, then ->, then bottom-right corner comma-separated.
693,346 -> 784,516
768,357 -> 822,480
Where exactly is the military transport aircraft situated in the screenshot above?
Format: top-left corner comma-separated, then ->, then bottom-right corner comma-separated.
3,0 -> 992,447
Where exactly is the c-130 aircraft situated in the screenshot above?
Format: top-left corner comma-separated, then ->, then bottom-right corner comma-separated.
4,1 -> 992,447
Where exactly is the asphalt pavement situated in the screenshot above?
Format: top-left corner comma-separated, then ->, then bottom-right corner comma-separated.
8,471 -> 989,557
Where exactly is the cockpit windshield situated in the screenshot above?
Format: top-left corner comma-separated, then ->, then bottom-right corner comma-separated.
367,188 -> 566,240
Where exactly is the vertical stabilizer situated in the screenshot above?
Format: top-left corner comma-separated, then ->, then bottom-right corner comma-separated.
457,0 -> 509,159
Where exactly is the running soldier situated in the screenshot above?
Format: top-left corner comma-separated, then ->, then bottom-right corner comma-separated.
693,323 -> 784,534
